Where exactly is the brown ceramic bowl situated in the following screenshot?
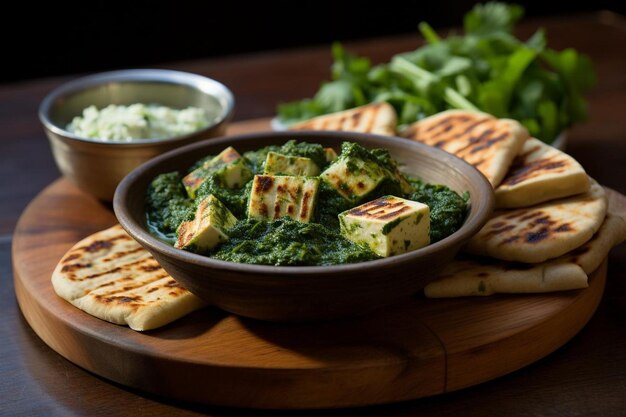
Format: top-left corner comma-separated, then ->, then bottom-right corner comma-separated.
114,131 -> 493,321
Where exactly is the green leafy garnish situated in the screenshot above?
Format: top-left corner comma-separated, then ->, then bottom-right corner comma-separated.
277,2 -> 595,143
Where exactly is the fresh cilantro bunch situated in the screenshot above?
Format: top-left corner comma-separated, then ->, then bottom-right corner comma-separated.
277,2 -> 596,143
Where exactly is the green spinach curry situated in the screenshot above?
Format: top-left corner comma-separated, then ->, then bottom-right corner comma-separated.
146,140 -> 468,266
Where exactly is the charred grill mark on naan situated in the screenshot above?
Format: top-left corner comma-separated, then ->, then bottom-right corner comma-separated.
60,263 -> 92,274
80,258 -> 156,280
95,294 -> 143,304
89,272 -> 170,297
52,225 -> 207,331
402,110 -> 528,187
404,115 -> 491,148
555,223 -> 573,232
289,102 -> 397,135
483,208 -> 576,246
75,234 -> 132,251
61,253 -> 155,281
422,114 -> 477,134
501,157 -> 567,186
62,253 -> 81,263
139,263 -> 162,272
495,138 -> 590,208
85,240 -> 113,252
452,123 -> 509,155
466,179 -> 607,263
426,209 -> 626,298
101,246 -> 146,262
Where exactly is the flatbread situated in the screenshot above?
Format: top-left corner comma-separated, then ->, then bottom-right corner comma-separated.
52,225 -> 206,331
495,138 -> 589,208
289,102 -> 397,136
465,179 -> 607,263
401,110 -> 529,187
424,255 -> 588,297
425,212 -> 626,298
559,213 -> 626,274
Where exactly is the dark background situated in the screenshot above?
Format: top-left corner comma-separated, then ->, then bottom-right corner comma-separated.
4,1 -> 625,84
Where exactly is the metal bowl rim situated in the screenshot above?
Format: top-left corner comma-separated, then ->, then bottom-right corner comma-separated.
38,69 -> 235,146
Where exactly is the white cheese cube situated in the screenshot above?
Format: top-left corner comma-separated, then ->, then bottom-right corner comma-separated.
263,152 -> 320,176
217,159 -> 253,189
183,146 -> 252,197
175,195 -> 237,251
248,175 -> 319,223
209,146 -> 242,167
321,157 -> 388,203
339,196 -> 430,257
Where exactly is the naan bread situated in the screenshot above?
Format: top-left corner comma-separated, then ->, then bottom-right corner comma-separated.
559,213 -> 626,274
289,102 -> 397,136
425,212 -> 626,298
495,138 -> 589,208
52,225 -> 206,331
465,179 -> 607,263
401,110 -> 529,187
424,255 -> 588,297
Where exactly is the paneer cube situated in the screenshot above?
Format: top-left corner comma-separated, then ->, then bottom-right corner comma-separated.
175,195 -> 237,251
339,196 -> 430,257
183,146 -> 252,198
215,159 -> 253,189
321,156 -> 389,203
263,152 -> 320,176
247,175 -> 319,223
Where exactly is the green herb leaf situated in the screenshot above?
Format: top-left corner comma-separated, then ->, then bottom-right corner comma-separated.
464,2 -> 524,35
276,2 -> 595,143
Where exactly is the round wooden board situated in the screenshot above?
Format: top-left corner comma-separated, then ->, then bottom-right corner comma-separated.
13,175 -> 625,409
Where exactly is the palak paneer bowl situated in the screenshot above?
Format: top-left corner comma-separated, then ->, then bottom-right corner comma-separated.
114,131 -> 493,321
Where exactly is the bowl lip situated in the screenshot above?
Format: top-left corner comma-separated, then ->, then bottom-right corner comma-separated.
114,130 -> 494,277
38,68 -> 235,146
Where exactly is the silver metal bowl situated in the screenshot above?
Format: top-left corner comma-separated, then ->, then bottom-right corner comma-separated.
39,69 -> 235,201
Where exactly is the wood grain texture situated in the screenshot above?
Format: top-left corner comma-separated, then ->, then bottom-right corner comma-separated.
12,175 -> 622,409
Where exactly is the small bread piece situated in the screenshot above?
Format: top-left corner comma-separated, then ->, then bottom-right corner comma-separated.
424,256 -> 588,297
52,225 -> 206,331
465,179 -> 607,263
495,138 -> 589,208
402,110 -> 529,187
425,212 -> 626,298
289,102 -> 397,136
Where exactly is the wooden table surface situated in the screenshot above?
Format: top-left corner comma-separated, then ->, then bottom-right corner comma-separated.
2,12 -> 626,416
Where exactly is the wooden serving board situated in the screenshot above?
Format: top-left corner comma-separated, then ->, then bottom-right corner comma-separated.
12,119 -> 624,409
